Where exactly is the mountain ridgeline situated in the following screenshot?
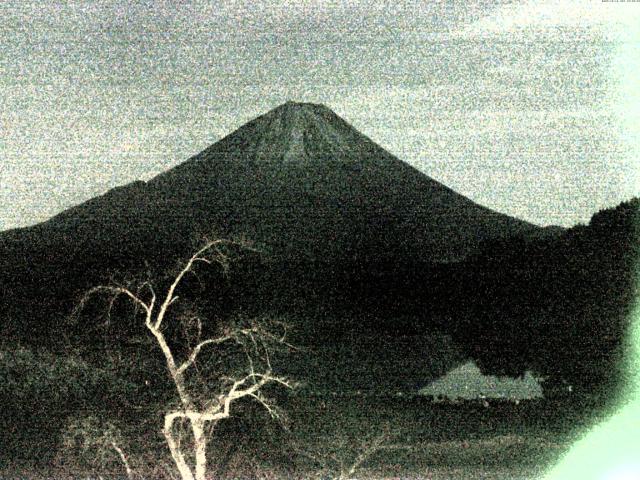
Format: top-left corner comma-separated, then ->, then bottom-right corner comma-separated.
0,102 -> 637,394
2,103 -> 540,263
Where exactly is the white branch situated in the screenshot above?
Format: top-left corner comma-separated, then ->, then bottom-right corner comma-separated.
110,441 -> 134,480
80,285 -> 154,326
339,434 -> 404,480
76,237 -> 294,480
176,335 -> 234,375
248,392 -> 282,420
154,240 -> 231,330
176,326 -> 264,375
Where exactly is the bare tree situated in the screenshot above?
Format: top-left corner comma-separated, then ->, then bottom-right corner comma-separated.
299,426 -> 409,480
77,239 -> 294,480
60,415 -> 135,480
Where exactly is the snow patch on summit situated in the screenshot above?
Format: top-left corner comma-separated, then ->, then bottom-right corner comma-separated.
282,106 -> 308,163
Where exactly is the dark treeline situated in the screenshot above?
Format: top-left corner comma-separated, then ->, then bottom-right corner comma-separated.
448,198 -> 639,395
219,198 -> 639,395
1,199 -> 638,396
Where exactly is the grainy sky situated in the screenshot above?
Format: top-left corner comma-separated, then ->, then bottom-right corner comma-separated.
1,0 -> 639,230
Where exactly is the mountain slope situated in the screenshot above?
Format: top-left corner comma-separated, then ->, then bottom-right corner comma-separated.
1,102 -> 542,266
0,102 -> 554,391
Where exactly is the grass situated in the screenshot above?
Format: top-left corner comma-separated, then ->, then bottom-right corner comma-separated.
0,346 -> 604,479
283,394 -> 579,478
0,396 -> 583,479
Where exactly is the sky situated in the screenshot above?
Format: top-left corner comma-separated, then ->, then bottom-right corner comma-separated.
1,0 -> 639,231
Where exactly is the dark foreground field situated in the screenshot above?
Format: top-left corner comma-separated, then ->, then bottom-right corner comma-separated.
2,385 -> 605,480
283,394 -> 600,479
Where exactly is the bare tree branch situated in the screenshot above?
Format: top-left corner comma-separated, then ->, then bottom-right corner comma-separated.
340,433 -> 388,480
110,441 -> 134,480
76,285 -> 153,323
77,238 -> 293,480
176,335 -> 234,375
154,239 -> 235,330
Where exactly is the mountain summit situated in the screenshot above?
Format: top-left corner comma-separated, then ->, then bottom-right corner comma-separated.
2,101 -> 541,264
189,101 -> 412,168
201,101 -> 363,165
141,101 -> 539,262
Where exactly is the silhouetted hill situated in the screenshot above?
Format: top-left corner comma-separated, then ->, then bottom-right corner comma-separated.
1,102 -> 539,263
0,103 -> 540,351
1,103 -> 635,396
444,198 -> 640,395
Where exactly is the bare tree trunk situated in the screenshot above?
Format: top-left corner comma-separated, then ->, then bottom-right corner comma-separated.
164,414 -> 196,480
192,417 -> 208,480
